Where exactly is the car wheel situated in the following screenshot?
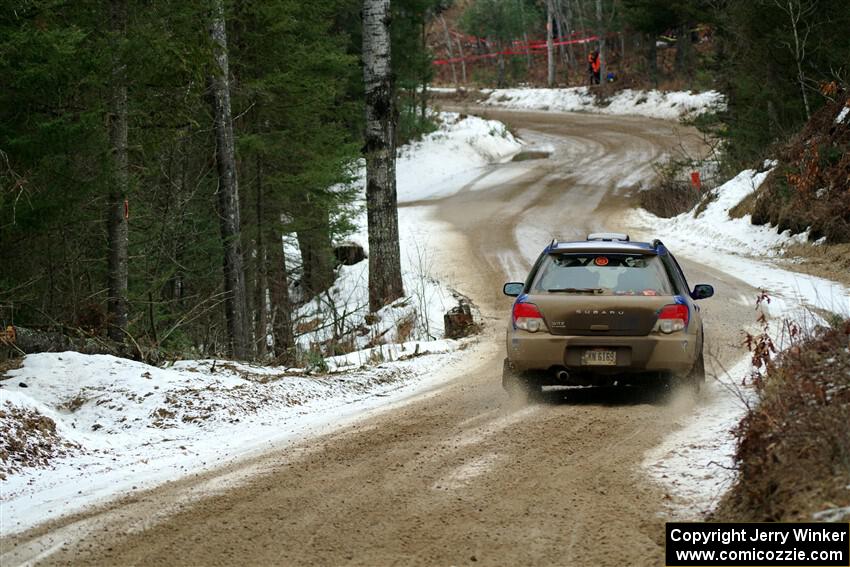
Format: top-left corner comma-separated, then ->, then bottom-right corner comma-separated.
684,350 -> 705,394
502,358 -> 541,401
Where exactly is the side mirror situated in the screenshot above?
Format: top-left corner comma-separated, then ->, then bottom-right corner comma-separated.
691,284 -> 714,300
503,282 -> 524,297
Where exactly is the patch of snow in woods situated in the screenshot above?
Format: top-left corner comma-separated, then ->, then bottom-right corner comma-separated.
636,165 -> 850,517
481,87 -> 725,120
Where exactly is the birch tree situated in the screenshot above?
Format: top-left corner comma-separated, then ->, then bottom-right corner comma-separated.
774,0 -> 815,119
439,14 -> 458,84
547,0 -> 556,86
209,0 -> 250,358
106,0 -> 129,342
595,0 -> 606,83
362,0 -> 405,312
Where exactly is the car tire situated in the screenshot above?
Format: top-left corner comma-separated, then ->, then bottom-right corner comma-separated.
502,358 -> 541,401
685,350 -> 705,394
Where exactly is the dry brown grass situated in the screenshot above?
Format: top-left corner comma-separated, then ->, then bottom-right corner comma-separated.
748,94 -> 850,244
715,321 -> 850,522
782,242 -> 850,288
0,402 -> 80,480
728,190 -> 757,219
638,182 -> 701,218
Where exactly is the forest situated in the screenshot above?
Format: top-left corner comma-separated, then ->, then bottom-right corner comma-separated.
1,0 -> 848,363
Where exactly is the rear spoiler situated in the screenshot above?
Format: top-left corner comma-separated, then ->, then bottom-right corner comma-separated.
547,243 -> 658,255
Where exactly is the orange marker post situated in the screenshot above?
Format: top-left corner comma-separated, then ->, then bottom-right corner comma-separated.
690,171 -> 702,192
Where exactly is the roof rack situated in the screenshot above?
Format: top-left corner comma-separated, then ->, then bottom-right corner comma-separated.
587,232 -> 630,242
651,238 -> 664,249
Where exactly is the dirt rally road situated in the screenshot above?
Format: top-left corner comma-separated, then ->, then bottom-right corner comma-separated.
3,109 -> 759,566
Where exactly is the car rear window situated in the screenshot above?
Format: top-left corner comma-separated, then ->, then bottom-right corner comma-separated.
531,253 -> 674,296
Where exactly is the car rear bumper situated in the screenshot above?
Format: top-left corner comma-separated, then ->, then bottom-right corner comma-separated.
506,328 -> 697,376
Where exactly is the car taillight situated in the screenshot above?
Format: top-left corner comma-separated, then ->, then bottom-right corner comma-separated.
513,302 -> 547,333
656,304 -> 689,334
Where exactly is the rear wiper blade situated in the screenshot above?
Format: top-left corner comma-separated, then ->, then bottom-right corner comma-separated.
547,287 -> 604,294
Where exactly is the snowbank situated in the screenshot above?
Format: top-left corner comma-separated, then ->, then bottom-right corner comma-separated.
397,112 -> 523,202
634,164 -> 810,258
630,164 -> 849,315
0,349 -> 467,533
482,87 -> 725,120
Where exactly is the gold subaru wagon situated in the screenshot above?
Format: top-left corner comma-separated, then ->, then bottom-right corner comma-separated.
502,233 -> 714,397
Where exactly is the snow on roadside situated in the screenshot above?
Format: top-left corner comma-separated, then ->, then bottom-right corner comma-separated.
644,358 -> 754,517
397,112 -> 522,203
0,348 -> 469,534
635,165 -> 850,517
480,87 -> 725,120
629,164 -> 850,315
633,163 -> 812,258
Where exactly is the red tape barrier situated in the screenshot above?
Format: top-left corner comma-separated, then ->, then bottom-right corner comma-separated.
433,35 -> 599,66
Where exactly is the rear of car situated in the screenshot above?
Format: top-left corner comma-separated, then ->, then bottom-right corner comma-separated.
503,234 -> 712,394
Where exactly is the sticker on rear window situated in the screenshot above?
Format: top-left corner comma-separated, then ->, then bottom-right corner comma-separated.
594,257 -> 609,266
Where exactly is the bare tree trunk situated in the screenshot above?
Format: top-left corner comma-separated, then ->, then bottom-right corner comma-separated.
456,37 -> 467,84
674,24 -> 692,83
497,49 -> 506,87
620,31 -> 625,64
362,0 -> 404,313
553,2 -> 567,68
547,0 -> 556,87
648,34 -> 658,88
209,0 -> 250,359
439,15 -> 457,85
106,0 -> 129,343
420,18 -> 428,121
295,211 -> 335,297
574,0 -> 587,38
776,0 -> 813,119
562,0 -> 577,78
517,0 -> 533,71
254,156 -> 268,359
270,233 -> 294,362
595,0 -> 606,83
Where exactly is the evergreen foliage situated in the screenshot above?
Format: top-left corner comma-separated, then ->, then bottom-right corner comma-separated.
0,0 -> 438,358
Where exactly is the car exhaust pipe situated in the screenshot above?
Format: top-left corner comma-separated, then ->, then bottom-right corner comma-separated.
556,369 -> 570,381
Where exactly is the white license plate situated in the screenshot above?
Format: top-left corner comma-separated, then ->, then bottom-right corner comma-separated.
582,349 -> 616,366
